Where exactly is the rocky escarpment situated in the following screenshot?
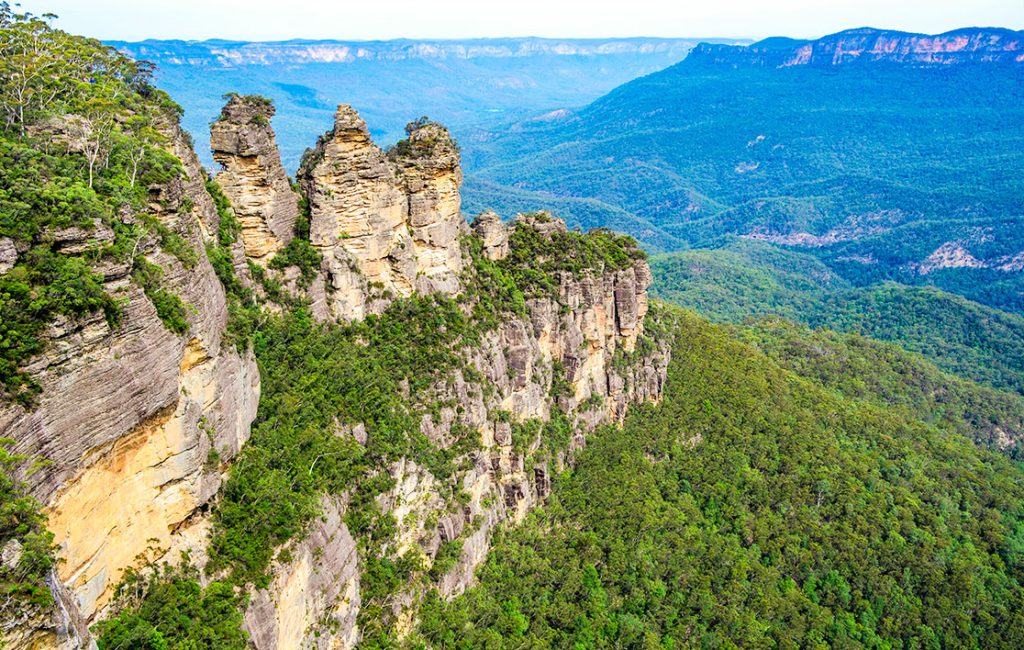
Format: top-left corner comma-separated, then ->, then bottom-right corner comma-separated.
686,27 -> 1024,68
3,89 -> 667,650
1,118 -> 260,646
419,215 -> 665,588
238,210 -> 667,648
111,38 -> 707,68
211,95 -> 299,263
297,106 -> 464,321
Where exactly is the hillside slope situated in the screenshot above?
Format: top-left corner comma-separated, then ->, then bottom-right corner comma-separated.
651,241 -> 1024,395
419,307 -> 1024,648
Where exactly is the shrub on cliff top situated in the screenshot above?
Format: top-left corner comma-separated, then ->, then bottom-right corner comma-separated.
501,216 -> 646,299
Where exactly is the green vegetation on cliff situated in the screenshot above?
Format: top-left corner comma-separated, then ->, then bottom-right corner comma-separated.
205,295 -> 471,587
97,218 -> 648,647
418,306 -> 1024,648
0,4 -> 194,405
501,214 -> 646,299
95,561 -> 247,650
0,441 -> 57,629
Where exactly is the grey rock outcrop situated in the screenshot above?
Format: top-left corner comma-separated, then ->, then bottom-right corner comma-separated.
426,218 -> 667,599
0,237 -> 16,274
472,211 -> 508,261
354,215 -> 669,635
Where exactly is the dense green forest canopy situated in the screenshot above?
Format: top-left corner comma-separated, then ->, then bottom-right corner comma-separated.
418,307 -> 1024,649
650,239 -> 1024,396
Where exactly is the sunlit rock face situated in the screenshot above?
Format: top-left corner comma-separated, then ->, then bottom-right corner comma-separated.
210,94 -> 299,263
243,498 -> 361,650
297,105 -> 465,321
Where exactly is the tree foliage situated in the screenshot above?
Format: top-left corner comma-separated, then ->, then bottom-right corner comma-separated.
0,439 -> 56,624
94,560 -> 247,650
0,5 -> 192,405
419,306 -> 1024,649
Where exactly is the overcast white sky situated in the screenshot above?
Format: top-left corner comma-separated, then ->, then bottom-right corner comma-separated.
15,0 -> 1024,42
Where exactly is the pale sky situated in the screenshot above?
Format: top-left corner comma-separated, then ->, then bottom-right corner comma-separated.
14,0 -> 1024,42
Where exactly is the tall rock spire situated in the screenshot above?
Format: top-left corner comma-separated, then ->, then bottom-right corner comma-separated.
210,95 -> 299,263
297,106 -> 466,321
390,119 -> 465,295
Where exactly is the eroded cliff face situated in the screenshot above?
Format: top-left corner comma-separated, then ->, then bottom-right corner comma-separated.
297,106 -> 464,321
687,27 -> 1024,68
243,498 -> 361,650
237,208 -> 667,647
0,119 -> 260,644
4,96 -> 666,650
393,214 -> 666,605
211,95 -> 299,262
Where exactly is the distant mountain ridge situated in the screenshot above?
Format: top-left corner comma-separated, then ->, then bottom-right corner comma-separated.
686,26 -> 1024,67
109,36 -> 746,170
111,36 -> 734,67
460,25 -> 1024,315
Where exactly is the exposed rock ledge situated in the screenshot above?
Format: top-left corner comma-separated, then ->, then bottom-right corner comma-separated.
211,94 -> 299,262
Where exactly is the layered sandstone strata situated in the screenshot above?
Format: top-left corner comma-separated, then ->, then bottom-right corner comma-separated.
297,106 -> 464,321
211,95 -> 299,262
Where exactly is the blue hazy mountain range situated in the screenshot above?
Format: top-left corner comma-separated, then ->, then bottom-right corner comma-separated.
459,27 -> 1024,313
110,36 -> 746,169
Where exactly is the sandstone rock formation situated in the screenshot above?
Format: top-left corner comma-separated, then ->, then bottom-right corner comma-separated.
211,95 -> 299,262
297,106 -> 464,321
2,96 -> 667,650
275,214 -> 668,644
472,210 -> 509,261
0,119 -> 261,645
403,214 -> 666,605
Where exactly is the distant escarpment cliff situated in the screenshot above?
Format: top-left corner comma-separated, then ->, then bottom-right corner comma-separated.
110,37 -> 708,67
686,27 -> 1024,67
